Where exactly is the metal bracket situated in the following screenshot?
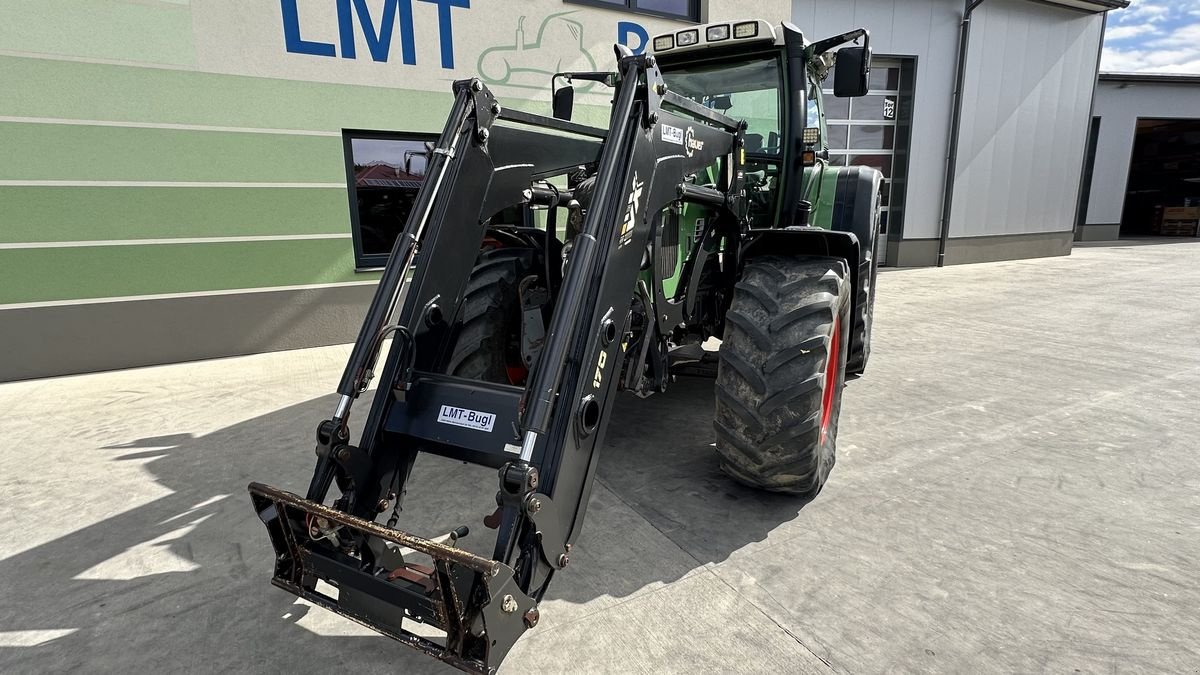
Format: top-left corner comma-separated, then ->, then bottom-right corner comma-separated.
523,492 -> 571,570
464,78 -> 500,145
332,444 -> 372,495
643,55 -> 665,130
518,276 -> 549,369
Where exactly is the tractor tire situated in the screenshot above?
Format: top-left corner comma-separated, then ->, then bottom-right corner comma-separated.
714,256 -> 851,497
847,215 -> 879,376
447,249 -> 533,385
831,166 -> 883,375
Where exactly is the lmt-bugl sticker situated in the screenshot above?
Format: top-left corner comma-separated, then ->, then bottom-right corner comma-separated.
437,405 -> 496,432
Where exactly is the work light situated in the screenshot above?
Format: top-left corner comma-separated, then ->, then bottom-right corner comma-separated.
733,21 -> 759,39
707,24 -> 730,42
653,35 -> 674,51
677,29 -> 699,47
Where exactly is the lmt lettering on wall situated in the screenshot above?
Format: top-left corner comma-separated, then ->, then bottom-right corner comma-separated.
281,0 -> 470,68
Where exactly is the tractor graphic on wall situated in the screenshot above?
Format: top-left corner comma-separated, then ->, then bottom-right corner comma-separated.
477,12 -> 599,90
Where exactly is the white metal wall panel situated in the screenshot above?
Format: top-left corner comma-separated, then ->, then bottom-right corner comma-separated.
794,0 -> 962,239
949,0 -> 1104,237
1087,81 -> 1200,225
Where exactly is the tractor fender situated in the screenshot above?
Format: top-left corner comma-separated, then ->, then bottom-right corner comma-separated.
830,166 -> 884,372
740,228 -> 862,343
741,227 -> 860,265
830,165 -> 884,267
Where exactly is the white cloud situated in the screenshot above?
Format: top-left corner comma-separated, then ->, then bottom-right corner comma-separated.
1105,24 -> 1155,40
1102,8 -> 1200,75
1113,2 -> 1171,24
1149,22 -> 1200,49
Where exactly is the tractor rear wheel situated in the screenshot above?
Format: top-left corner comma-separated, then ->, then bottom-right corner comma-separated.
831,167 -> 883,376
447,249 -> 535,385
847,220 -> 879,376
714,256 -> 851,497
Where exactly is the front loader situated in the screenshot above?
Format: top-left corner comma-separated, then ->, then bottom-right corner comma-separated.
249,19 -> 882,673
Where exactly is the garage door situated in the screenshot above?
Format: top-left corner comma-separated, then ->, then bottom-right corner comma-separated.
823,59 -> 909,266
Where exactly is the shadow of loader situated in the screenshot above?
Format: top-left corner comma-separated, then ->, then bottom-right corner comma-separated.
0,378 -> 814,672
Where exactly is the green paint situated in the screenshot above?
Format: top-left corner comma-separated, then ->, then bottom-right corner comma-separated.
0,54 -> 608,136
0,187 -> 350,243
808,163 -> 840,229
0,239 -> 378,305
0,123 -> 345,183
0,0 -> 195,66
0,56 -> 454,132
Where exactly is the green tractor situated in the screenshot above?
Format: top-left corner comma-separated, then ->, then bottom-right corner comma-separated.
248,18 -> 883,673
541,19 -> 883,495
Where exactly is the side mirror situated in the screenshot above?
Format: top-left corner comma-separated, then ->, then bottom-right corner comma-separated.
552,85 -> 575,121
834,46 -> 872,98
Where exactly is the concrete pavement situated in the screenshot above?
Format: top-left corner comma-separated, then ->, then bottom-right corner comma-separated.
2,240 -> 1198,673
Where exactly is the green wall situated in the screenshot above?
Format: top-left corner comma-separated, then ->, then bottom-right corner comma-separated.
0,50 -> 617,306
0,55 -> 470,306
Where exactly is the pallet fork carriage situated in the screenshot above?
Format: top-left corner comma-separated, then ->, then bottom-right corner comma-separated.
249,21 -> 882,674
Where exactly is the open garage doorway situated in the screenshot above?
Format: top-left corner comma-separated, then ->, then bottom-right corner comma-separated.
1120,118 -> 1200,237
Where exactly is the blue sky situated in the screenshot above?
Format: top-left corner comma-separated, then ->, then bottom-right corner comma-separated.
1102,1 -> 1200,73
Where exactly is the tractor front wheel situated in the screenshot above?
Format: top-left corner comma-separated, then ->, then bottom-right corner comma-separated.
714,256 -> 851,498
446,248 -> 536,385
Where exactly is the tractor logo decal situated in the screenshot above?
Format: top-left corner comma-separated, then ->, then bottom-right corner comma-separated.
684,127 -> 705,157
661,123 -> 684,146
618,173 -> 645,249
477,13 -> 599,90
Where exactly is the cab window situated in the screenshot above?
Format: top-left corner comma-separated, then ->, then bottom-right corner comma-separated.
661,55 -> 783,155
807,79 -> 827,148
660,55 -> 786,228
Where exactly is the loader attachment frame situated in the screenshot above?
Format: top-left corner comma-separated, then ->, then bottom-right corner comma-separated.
249,51 -> 745,674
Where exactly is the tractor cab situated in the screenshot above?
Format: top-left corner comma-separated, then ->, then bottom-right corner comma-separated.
649,20 -> 873,229
548,20 -> 876,342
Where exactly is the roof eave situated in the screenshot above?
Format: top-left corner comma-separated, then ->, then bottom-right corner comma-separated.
1031,0 -> 1129,12
1099,72 -> 1200,86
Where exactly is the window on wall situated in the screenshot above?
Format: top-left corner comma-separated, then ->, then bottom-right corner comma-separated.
343,131 -> 437,269
566,0 -> 700,22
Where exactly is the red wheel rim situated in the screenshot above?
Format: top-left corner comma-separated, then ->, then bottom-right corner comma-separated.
506,365 -> 528,386
819,316 -> 841,445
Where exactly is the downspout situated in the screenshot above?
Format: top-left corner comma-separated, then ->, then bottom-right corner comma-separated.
1071,11 -> 1109,238
937,0 -> 986,267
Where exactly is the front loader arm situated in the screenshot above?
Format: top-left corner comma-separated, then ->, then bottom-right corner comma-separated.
248,52 -> 743,674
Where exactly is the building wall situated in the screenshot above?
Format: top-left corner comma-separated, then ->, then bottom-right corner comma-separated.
947,0 -> 1104,263
0,0 -> 1121,379
792,0 -> 963,245
1083,78 -> 1200,239
0,0 -> 787,381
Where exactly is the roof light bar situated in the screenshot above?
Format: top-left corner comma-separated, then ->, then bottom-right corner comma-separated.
649,20 -> 777,55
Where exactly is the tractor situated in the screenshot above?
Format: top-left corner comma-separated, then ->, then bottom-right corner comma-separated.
249,18 -> 882,673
